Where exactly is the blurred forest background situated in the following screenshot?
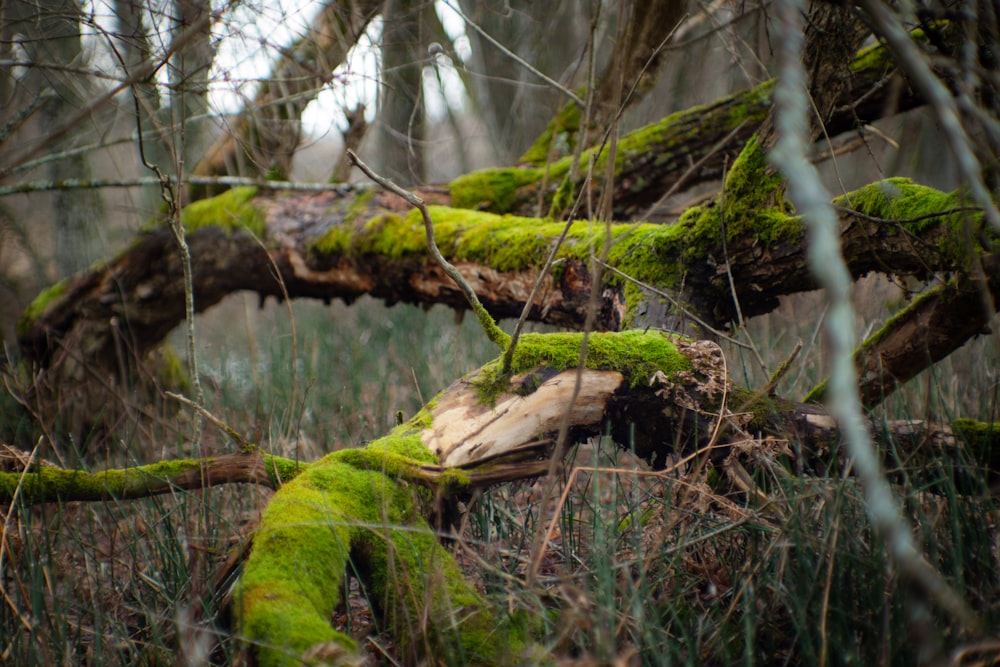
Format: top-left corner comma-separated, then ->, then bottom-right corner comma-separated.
1,0 -> 999,665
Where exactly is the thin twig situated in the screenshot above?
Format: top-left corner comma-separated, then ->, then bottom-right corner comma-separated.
166,392 -> 254,453
115,28 -> 208,451
0,175 -> 361,198
346,150 -> 509,349
762,340 -> 802,397
835,204 -> 983,226
771,0 -> 980,634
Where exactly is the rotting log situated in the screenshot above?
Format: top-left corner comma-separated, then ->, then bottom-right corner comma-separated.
17,161 -> 995,410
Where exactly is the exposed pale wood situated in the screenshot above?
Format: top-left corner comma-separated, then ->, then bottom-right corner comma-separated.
426,369 -> 625,466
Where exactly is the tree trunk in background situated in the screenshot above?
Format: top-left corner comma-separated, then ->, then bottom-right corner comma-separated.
456,0 -> 592,164
191,0 -> 381,192
375,0 -> 427,184
170,0 -> 215,171
18,0 -> 105,277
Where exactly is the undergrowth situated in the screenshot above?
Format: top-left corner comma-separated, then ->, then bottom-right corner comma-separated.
1,294 -> 998,665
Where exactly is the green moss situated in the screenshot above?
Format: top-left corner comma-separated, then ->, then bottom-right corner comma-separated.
449,167 -> 541,213
607,82 -> 775,183
520,100 -> 582,165
344,188 -> 375,225
548,176 -> 575,218
849,29 -> 929,74
835,177 -> 980,260
354,520 -> 513,662
849,40 -> 894,73
239,449 -> 512,665
325,445 -> 432,478
238,467 -> 359,666
475,329 -> 691,404
180,186 -> 265,236
261,454 -> 308,485
151,345 -> 190,393
437,467 -> 472,489
309,224 -> 353,254
17,278 -> 68,337
952,418 -> 1000,460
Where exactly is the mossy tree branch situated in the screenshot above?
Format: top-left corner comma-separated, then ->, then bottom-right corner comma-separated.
0,451 -> 303,503
346,150 -> 510,350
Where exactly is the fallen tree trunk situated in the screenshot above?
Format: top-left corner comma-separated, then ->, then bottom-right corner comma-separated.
15,27 -> 989,408
17,163 -> 993,408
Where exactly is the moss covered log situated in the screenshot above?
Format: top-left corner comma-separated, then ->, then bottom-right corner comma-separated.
455,33 -> 917,219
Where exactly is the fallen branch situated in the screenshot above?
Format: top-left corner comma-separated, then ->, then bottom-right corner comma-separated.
0,451 -> 302,503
